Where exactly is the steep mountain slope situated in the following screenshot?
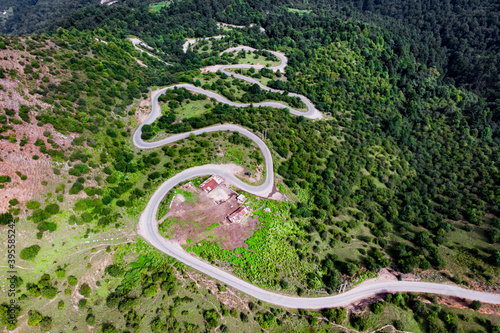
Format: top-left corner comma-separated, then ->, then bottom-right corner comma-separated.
0,0 -> 499,331
0,0 -> 101,34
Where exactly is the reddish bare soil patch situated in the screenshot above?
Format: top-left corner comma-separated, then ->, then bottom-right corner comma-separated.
415,294 -> 500,317
135,96 -> 152,123
163,183 -> 258,250
0,44 -> 78,211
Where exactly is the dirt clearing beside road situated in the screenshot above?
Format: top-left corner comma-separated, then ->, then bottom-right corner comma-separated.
162,182 -> 258,250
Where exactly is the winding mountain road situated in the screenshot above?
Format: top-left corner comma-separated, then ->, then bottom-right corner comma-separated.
134,42 -> 500,308
182,35 -> 226,53
217,22 -> 266,33
128,37 -> 172,66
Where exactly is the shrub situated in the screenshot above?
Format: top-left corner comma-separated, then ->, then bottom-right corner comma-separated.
57,301 -> 65,310
118,298 -> 137,312
321,308 -> 347,324
44,203 -> 60,215
32,209 -> 50,223
142,285 -> 157,298
69,182 -> 84,194
81,212 -> 93,223
106,129 -> 117,137
39,316 -> 52,331
86,314 -> 95,326
20,245 -> 41,260
69,163 -> 90,176
37,221 -> 54,233
203,309 -> 219,329
78,283 -> 91,297
102,323 -> 118,333
27,200 -> 40,209
370,301 -> 385,314
55,184 -> 65,193
0,175 -> 11,183
9,198 -> 19,206
103,166 -> 113,175
0,212 -> 13,225
350,314 -> 367,331
27,283 -> 41,297
37,221 -> 57,232
105,264 -> 124,277
55,266 -> 65,279
78,299 -> 87,308
28,310 -> 43,326
106,292 -> 120,308
67,275 -> 77,286
471,300 -> 482,310
19,105 -> 30,123
106,175 -> 118,184
41,285 -> 57,299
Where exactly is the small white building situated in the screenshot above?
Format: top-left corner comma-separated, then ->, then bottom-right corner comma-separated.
236,194 -> 247,204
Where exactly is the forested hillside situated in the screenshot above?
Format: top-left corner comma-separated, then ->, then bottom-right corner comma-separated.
326,0 -> 500,119
0,0 -> 100,34
4,0 -> 499,125
0,0 -> 499,331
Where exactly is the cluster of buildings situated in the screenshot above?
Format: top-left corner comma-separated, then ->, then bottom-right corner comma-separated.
199,175 -> 249,224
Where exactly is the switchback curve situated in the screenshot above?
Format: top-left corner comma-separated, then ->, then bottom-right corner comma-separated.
134,44 -> 500,308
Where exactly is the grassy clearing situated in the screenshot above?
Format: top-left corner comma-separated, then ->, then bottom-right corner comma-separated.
352,296 -> 500,332
438,220 -> 500,286
176,99 -> 213,119
222,50 -> 280,67
218,25 -> 234,33
149,0 -> 172,13
286,8 -> 312,15
179,189 -> 197,203
363,303 -> 423,332
159,217 -> 178,238
192,38 -> 234,56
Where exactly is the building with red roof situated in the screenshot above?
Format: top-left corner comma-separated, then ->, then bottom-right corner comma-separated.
199,175 -> 223,193
227,206 -> 249,223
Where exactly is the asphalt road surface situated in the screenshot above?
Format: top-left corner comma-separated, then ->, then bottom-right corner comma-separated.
133,43 -> 500,308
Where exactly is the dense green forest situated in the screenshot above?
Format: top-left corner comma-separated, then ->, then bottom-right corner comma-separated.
0,0 -> 99,34
1,0 -> 499,331
4,0 -> 498,125
326,0 -> 500,120
51,0 -> 499,130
